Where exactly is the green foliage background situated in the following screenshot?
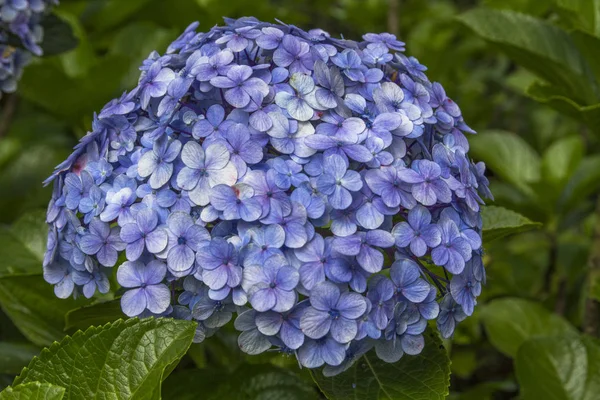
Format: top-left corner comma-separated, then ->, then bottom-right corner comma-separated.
1,0 -> 599,399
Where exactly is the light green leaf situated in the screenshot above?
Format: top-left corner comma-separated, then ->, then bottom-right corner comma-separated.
0,342 -> 40,375
13,318 -> 196,400
9,211 -> 48,263
312,330 -> 450,400
516,335 -> 600,400
0,276 -> 88,347
0,146 -> 66,223
0,382 -> 65,400
481,206 -> 542,242
458,8 -> 597,103
162,364 -> 319,400
0,227 -> 42,278
469,130 -> 540,196
54,11 -> 96,78
483,0 -> 551,15
555,0 -> 600,37
64,300 -> 124,332
541,136 -> 584,185
109,22 -> 176,88
480,298 -> 578,357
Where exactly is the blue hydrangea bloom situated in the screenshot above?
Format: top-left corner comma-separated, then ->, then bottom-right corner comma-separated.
0,0 -> 57,97
43,17 -> 491,374
116,260 -> 171,317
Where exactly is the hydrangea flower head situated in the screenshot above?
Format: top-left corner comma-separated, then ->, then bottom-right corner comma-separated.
0,0 -> 58,97
43,17 -> 492,374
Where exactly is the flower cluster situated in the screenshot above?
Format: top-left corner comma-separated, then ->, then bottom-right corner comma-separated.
43,17 -> 492,374
0,0 -> 57,97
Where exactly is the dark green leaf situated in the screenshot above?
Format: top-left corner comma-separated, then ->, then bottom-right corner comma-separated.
571,30 -> 600,80
481,206 -> 542,242
448,381 -> 516,400
18,56 -> 130,126
516,335 -> 600,400
14,318 -> 196,400
0,343 -> 40,375
526,81 -> 600,130
163,363 -> 319,400
0,276 -> 88,347
469,130 -> 540,196
64,300 -> 124,332
558,155 -> 600,211
86,0 -> 153,32
312,330 -> 450,400
39,14 -> 79,56
458,9 -> 597,104
480,298 -> 577,357
590,269 -> 600,303
0,382 -> 65,400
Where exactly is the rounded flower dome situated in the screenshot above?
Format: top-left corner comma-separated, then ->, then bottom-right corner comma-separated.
43,17 -> 492,374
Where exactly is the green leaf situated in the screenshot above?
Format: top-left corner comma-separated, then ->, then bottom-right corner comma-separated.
480,298 -> 578,357
13,318 -> 196,400
590,268 -> 600,303
516,335 -> 600,400
109,22 -> 176,88
526,81 -> 600,130
0,228 -> 42,278
0,382 -> 65,400
18,56 -> 130,126
0,343 -> 40,375
541,135 -> 584,185
555,0 -> 600,37
483,0 -> 551,15
312,330 -> 450,400
64,300 -> 124,332
0,146 -> 67,223
0,276 -> 88,347
457,9 -> 597,104
86,0 -> 153,32
162,364 -> 319,400
39,14 -> 78,56
0,211 -> 48,278
558,155 -> 600,211
448,381 -> 516,400
54,11 -> 97,78
481,206 -> 542,242
571,29 -> 600,80
469,130 -> 540,196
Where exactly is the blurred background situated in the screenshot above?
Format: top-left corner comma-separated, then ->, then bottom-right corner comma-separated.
1,0 -> 599,399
